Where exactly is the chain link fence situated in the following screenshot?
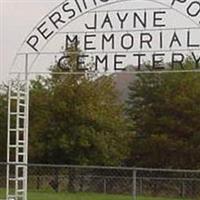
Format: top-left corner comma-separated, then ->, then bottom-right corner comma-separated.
0,162 -> 200,200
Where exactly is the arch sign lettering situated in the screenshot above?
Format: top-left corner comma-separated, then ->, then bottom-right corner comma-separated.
13,0 -> 200,73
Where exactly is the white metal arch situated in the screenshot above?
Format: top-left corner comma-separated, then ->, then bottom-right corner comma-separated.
11,0 -> 200,71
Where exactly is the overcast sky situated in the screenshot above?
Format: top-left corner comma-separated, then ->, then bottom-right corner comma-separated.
0,0 -> 64,82
0,0 -> 199,83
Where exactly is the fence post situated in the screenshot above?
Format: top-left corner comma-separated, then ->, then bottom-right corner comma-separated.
181,180 -> 185,198
132,168 -> 137,200
55,168 -> 59,193
36,176 -> 40,190
103,178 -> 107,194
139,178 -> 143,195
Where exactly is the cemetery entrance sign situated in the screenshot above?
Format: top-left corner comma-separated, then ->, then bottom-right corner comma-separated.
13,0 -> 200,73
7,0 -> 200,200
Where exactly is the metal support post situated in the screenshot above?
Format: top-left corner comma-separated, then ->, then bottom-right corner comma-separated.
132,169 -> 137,200
6,54 -> 29,200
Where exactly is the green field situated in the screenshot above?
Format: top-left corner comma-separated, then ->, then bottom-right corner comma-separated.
28,192 -> 191,200
0,189 -> 192,200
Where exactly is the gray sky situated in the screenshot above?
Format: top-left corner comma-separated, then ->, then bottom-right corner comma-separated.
0,0 -> 199,83
0,0 -> 63,82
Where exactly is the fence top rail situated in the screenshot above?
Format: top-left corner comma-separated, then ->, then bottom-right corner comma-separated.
0,162 -> 200,173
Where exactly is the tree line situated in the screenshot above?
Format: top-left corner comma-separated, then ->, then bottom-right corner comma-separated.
0,46 -> 200,169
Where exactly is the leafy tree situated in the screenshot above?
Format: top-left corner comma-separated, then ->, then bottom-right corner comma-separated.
126,59 -> 200,169
29,44 -> 131,166
0,84 -> 8,162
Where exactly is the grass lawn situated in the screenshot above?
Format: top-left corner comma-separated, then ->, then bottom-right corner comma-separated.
28,191 -> 191,200
0,189 -> 192,200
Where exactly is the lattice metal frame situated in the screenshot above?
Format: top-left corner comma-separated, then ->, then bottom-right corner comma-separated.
6,55 -> 29,200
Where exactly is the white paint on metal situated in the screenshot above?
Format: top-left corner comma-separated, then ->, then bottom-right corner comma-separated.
6,55 -> 29,200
